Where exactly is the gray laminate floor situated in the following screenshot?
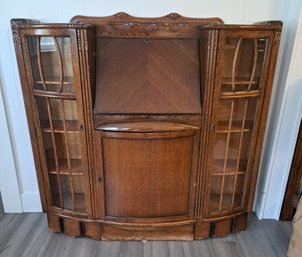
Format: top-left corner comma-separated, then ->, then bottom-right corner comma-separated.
0,213 -> 292,257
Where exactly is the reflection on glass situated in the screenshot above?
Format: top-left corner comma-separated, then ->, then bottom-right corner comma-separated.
221,38 -> 267,93
27,36 -> 74,93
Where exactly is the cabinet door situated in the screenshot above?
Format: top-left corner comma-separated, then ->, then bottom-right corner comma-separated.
95,125 -> 199,222
19,28 -> 91,217
204,30 -> 275,217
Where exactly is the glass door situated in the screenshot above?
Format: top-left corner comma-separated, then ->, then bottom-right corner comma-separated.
23,29 -> 90,217
207,32 -> 272,217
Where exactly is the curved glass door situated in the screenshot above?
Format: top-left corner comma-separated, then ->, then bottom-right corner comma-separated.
27,35 -> 87,215
208,36 -> 269,216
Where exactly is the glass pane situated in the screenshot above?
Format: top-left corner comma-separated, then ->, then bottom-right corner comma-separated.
213,133 -> 227,174
27,36 -> 75,93
61,175 -> 72,210
49,99 -> 79,131
217,98 -> 257,133
49,174 -> 60,207
66,133 -> 82,162
209,176 -> 222,213
221,175 -> 235,211
73,175 -> 86,213
27,37 -> 40,82
233,174 -> 245,209
221,38 -> 268,93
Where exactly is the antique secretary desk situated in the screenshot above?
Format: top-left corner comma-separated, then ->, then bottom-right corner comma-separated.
11,13 -> 282,240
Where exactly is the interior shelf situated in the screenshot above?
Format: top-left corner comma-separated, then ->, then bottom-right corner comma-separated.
212,159 -> 248,174
36,76 -> 74,85
42,120 -> 79,133
47,158 -> 83,173
221,79 -> 259,85
33,89 -> 76,99
220,90 -> 260,99
216,120 -> 253,133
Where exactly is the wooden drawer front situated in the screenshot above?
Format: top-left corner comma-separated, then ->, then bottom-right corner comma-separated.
99,130 -> 198,220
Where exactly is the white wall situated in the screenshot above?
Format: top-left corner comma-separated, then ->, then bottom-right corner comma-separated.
0,78 -> 23,212
0,0 -> 298,215
254,2 -> 302,219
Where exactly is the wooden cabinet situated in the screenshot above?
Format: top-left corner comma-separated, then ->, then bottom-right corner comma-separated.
11,13 -> 282,240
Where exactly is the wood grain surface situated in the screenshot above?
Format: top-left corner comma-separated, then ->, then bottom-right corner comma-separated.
100,130 -> 197,219
94,38 -> 201,114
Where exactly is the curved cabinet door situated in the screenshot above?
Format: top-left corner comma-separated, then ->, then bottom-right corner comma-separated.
18,27 -> 92,218
95,124 -> 199,222
204,29 -> 277,218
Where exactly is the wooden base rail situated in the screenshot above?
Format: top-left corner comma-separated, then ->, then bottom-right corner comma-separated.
47,213 -> 247,240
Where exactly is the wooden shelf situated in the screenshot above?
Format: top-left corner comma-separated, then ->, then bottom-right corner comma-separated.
220,89 -> 260,99
212,159 -> 247,175
47,158 -> 83,173
42,120 -> 79,133
209,193 -> 243,214
216,120 -> 253,133
33,89 -> 76,99
221,79 -> 259,85
36,76 -> 74,85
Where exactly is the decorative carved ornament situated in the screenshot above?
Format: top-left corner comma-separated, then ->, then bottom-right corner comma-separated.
11,19 -> 31,45
113,12 -> 130,20
167,13 -> 181,20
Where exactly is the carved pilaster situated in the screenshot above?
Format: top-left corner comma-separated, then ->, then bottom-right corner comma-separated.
77,29 -> 82,52
83,30 -> 89,52
273,32 -> 281,47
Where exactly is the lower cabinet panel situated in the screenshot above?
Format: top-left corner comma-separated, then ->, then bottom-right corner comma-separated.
98,129 -> 199,220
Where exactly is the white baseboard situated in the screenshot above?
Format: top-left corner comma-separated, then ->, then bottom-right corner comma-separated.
21,191 -> 42,212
